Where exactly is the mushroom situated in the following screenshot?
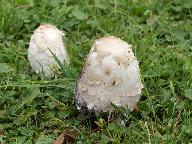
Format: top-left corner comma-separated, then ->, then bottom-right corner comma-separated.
28,24 -> 69,78
76,36 -> 143,114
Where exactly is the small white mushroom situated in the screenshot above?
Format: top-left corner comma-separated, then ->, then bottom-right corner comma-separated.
76,36 -> 143,113
28,24 -> 69,77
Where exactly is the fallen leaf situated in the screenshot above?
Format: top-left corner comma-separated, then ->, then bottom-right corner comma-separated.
0,129 -> 3,135
133,104 -> 140,112
53,133 -> 75,144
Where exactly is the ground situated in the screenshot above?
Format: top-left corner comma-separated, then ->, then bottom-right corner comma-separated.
0,0 -> 192,143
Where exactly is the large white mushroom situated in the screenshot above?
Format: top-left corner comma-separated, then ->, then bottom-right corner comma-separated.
28,24 -> 69,78
76,36 -> 143,114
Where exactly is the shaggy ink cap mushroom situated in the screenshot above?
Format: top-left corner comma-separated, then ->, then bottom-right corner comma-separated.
76,36 -> 143,114
28,24 -> 69,78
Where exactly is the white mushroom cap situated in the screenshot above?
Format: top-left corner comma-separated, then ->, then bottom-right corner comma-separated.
28,24 -> 69,77
76,36 -> 143,113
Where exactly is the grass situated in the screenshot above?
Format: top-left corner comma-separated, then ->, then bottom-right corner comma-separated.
0,0 -> 192,143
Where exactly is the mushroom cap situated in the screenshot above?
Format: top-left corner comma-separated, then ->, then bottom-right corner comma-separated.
76,36 -> 143,113
28,24 -> 69,77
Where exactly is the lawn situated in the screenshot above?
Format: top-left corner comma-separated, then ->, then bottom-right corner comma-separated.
0,0 -> 192,143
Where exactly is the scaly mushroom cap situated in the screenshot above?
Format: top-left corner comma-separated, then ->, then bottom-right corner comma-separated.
28,24 -> 69,77
76,36 -> 143,113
